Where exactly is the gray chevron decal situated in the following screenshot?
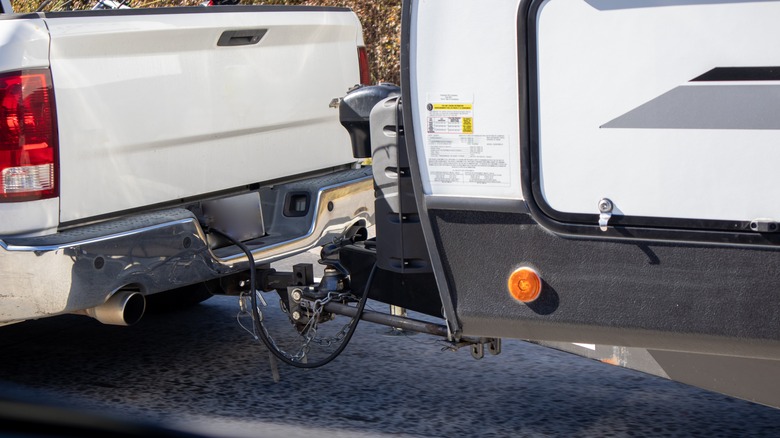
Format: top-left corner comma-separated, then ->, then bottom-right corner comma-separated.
602,67 -> 780,130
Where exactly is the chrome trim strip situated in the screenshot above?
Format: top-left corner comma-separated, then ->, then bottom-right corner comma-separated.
0,176 -> 373,260
0,218 -> 197,252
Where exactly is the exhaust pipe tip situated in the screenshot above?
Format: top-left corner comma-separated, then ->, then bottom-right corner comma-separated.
85,290 -> 146,326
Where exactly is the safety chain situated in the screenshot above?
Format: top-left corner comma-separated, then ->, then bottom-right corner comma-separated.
309,292 -> 357,347
239,290 -> 356,362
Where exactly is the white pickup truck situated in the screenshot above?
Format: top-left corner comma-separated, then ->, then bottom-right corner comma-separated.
0,4 -> 374,326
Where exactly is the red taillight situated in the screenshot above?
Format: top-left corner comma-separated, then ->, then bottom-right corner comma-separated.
0,70 -> 58,202
358,46 -> 371,85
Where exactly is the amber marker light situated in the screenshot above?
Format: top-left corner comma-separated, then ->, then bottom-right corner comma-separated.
508,267 -> 542,303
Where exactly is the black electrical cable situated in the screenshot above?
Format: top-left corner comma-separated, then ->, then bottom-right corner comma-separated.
209,228 -> 375,368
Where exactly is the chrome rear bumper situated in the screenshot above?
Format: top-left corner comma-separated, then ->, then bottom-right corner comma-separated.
0,170 -> 373,325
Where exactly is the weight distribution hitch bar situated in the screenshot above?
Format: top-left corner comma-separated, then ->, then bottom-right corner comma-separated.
242,255 -> 502,366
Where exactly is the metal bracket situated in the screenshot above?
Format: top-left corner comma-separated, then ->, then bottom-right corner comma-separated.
750,219 -> 780,233
471,343 -> 484,360
470,338 -> 502,359
442,337 -> 502,360
488,338 -> 501,356
598,198 -> 614,232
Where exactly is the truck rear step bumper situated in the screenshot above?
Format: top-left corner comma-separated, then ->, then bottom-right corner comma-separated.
0,168 -> 373,325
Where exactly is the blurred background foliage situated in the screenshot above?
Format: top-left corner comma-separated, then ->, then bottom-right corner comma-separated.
10,0 -> 401,84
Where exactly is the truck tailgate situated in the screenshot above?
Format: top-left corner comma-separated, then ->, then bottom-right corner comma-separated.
44,7 -> 361,223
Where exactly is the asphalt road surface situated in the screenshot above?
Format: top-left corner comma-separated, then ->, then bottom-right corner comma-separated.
2,253 -> 780,437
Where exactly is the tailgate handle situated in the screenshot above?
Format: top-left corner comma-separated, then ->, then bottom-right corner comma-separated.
218,29 -> 267,47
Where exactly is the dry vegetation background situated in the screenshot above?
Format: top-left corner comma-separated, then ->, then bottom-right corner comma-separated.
10,0 -> 401,84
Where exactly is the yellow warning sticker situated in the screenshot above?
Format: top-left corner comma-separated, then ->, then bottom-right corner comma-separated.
462,117 -> 473,134
427,97 -> 474,135
432,104 -> 473,111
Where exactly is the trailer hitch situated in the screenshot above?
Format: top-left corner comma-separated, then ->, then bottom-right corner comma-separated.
245,253 -> 502,378
321,300 -> 500,359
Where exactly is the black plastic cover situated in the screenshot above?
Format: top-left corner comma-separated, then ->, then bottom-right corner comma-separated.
339,84 -> 400,158
370,95 -> 432,275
